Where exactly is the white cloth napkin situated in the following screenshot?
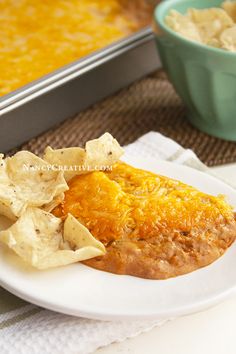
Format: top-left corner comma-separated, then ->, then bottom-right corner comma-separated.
0,132 -> 229,354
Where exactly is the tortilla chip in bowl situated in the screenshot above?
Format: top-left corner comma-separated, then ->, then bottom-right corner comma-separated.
154,0 -> 236,141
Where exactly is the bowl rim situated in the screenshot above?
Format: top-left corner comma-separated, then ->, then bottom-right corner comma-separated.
154,0 -> 236,57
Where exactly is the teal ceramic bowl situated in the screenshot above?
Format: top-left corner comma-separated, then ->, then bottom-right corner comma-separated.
154,0 -> 236,141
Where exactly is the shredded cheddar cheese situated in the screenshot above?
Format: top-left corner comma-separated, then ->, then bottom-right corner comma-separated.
54,162 -> 234,245
0,0 -> 145,96
53,162 -> 236,279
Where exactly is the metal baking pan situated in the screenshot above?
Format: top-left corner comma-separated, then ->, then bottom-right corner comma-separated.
0,27 -> 160,152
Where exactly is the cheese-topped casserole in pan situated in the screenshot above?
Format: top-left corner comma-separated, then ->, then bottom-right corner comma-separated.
0,0 -> 153,96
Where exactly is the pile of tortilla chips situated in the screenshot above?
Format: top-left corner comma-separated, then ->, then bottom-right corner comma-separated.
166,1 -> 236,51
0,133 -> 124,269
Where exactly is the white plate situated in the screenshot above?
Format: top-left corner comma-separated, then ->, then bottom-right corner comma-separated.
0,156 -> 236,321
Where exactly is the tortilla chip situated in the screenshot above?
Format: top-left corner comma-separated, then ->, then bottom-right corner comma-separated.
44,133 -> 124,181
166,6 -> 236,50
42,193 -> 65,213
63,213 -> 105,250
43,146 -> 85,181
0,151 -> 68,220
166,10 -> 202,42
0,215 -> 13,232
220,25 -> 236,51
206,37 -> 222,48
0,208 -> 105,269
84,132 -> 124,169
188,8 -> 233,42
222,1 -> 236,21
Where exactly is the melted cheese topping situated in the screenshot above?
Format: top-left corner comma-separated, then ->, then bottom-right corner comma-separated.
53,162 -> 234,246
0,0 -> 146,96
